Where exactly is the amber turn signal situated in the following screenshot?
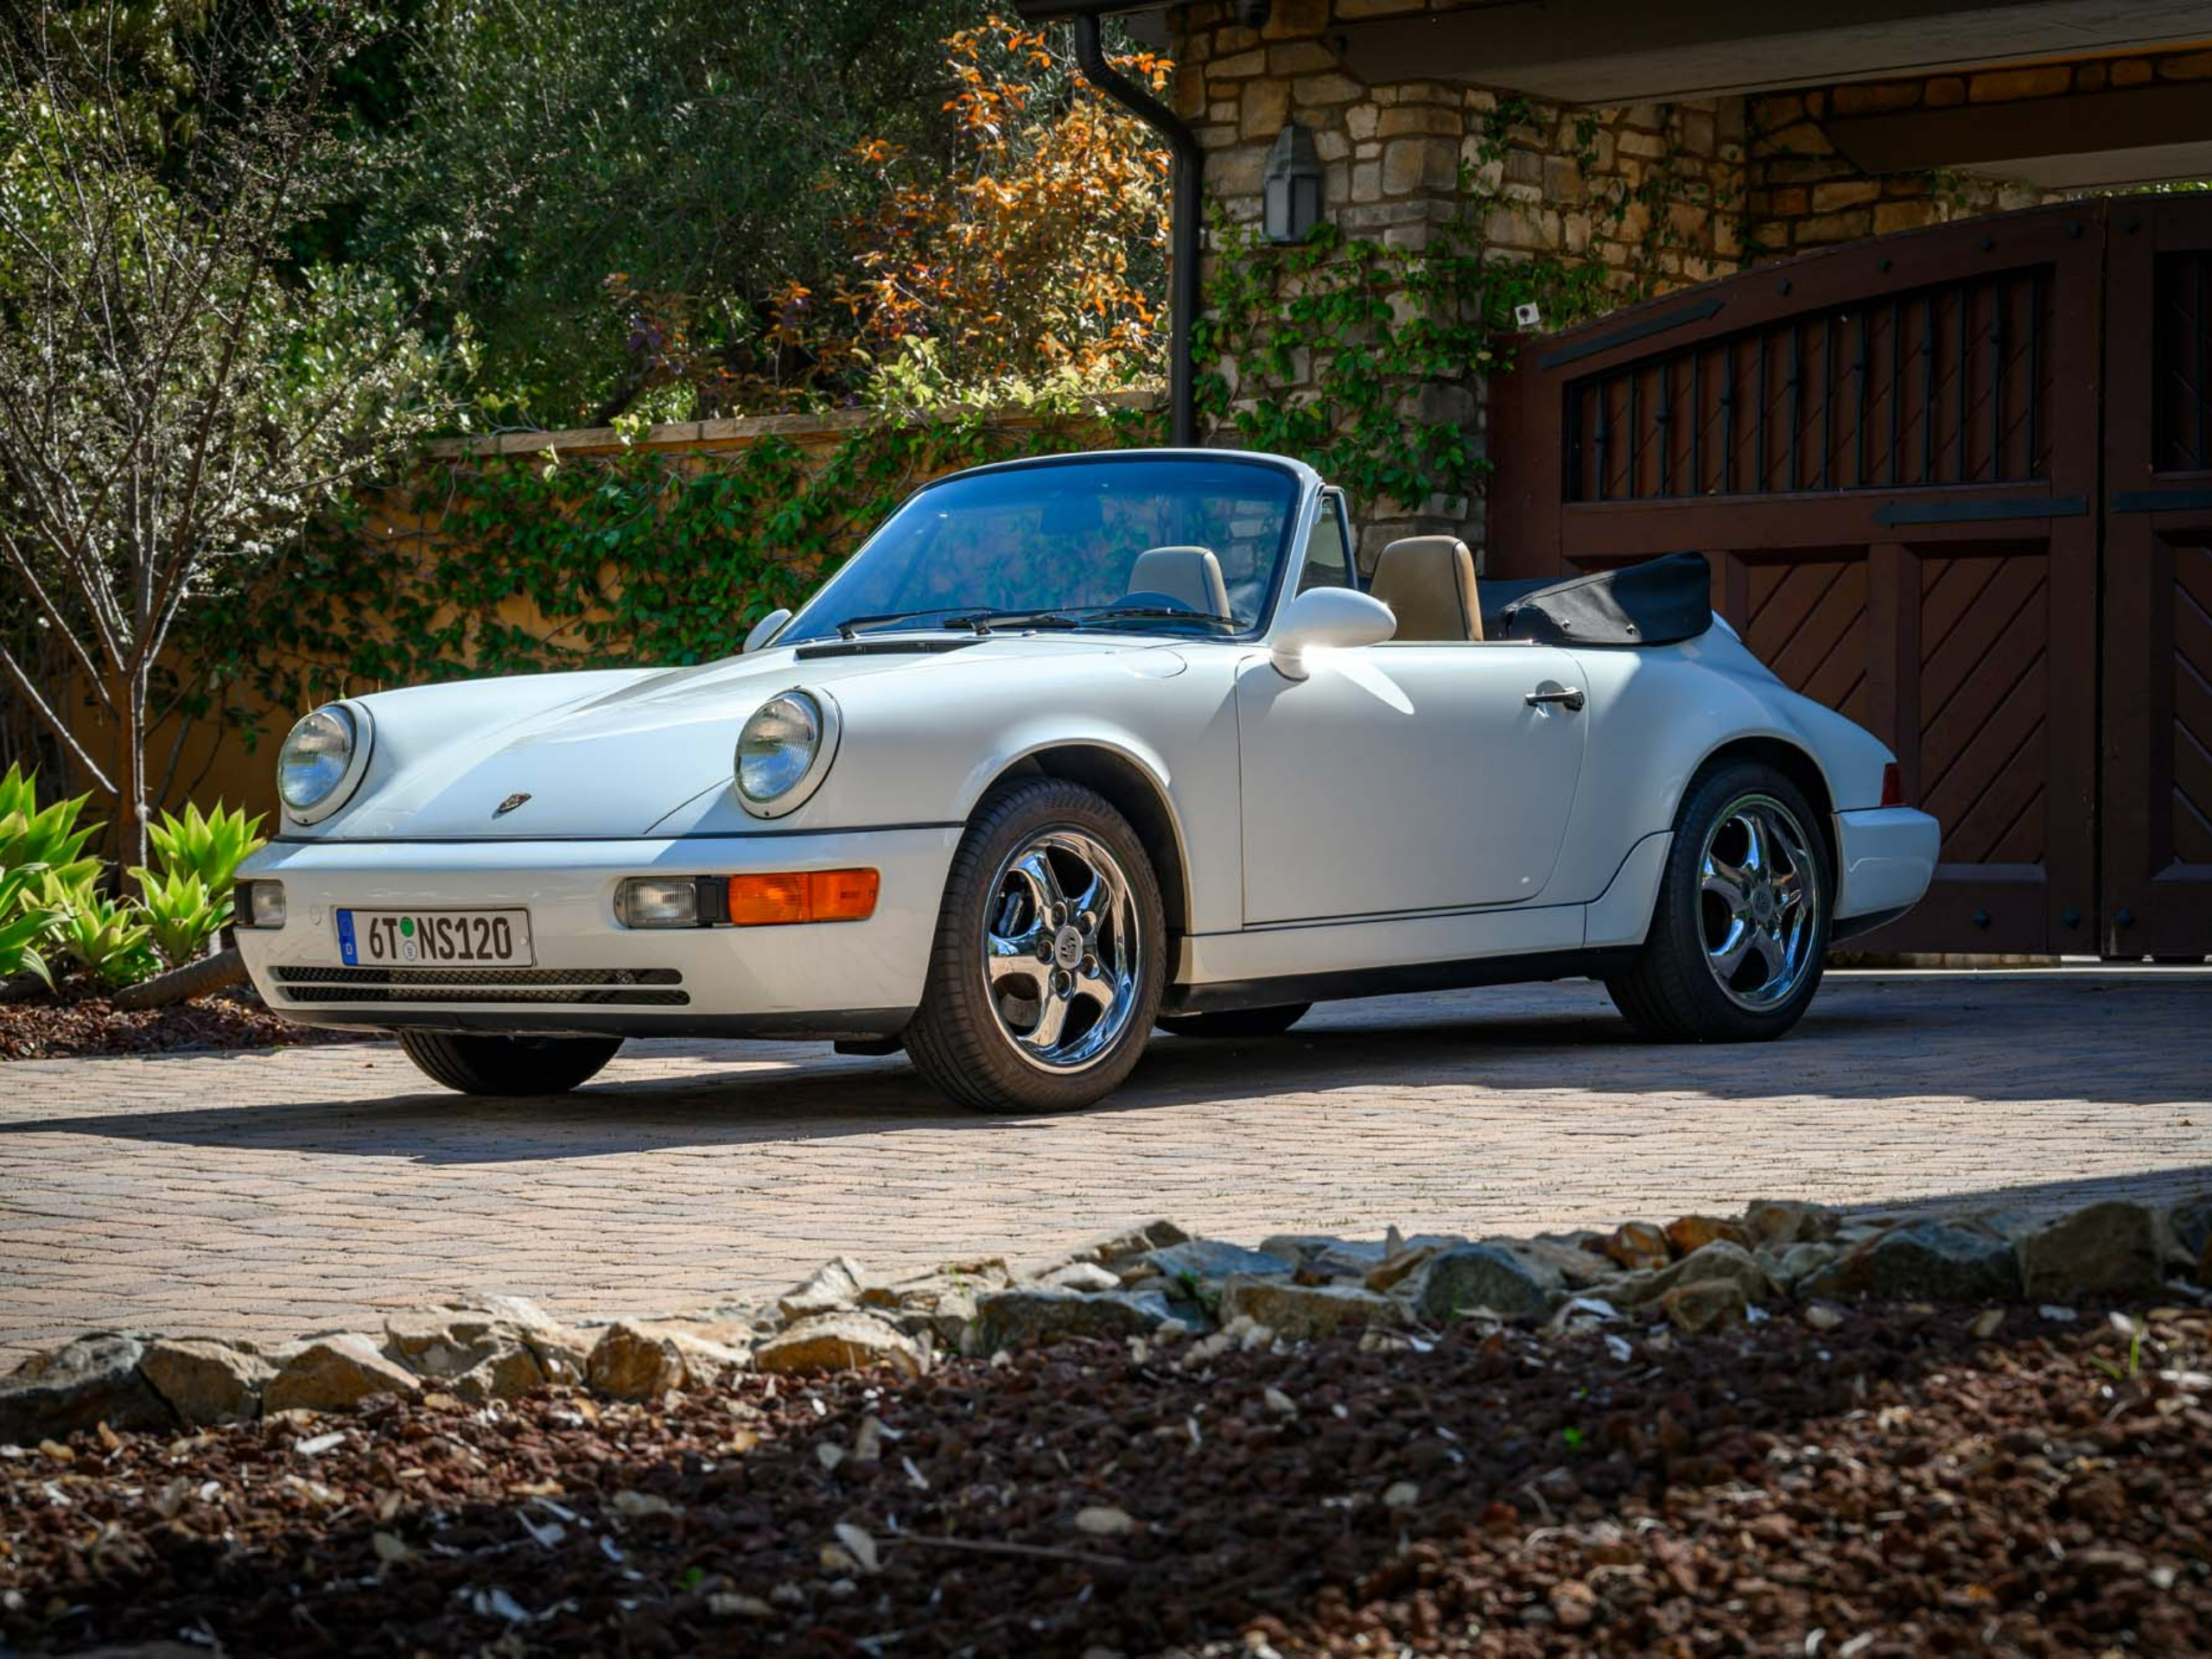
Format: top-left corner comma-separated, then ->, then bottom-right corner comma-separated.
727,868 -> 880,925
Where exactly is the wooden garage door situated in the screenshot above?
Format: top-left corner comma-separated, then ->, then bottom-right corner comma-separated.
1488,203 -> 2104,954
2102,197 -> 2212,958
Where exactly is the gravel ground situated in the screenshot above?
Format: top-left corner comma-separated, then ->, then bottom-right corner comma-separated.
3,1300 -> 2207,1657
0,990 -> 363,1061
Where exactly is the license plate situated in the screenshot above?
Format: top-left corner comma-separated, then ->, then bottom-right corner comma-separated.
337,908 -> 533,968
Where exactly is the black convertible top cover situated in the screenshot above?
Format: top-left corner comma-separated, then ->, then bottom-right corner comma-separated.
1495,551 -> 1712,646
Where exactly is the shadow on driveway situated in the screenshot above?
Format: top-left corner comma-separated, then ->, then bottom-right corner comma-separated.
3,974 -> 2207,1169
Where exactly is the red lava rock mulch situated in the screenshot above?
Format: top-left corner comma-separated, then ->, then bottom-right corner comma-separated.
3,1302 -> 2209,1656
0,989 -> 369,1061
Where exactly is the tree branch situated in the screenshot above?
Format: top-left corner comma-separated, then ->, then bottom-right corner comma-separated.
0,641 -> 117,795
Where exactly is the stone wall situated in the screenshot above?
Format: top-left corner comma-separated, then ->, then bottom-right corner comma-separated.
1162,3 -> 2212,560
1746,47 -> 2212,258
1170,0 -> 1745,559
1175,1 -> 1743,279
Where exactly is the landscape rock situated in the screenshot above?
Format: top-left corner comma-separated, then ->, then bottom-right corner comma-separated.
1799,1221 -> 2020,1304
385,1300 -> 590,1386
1258,1233 -> 1382,1269
1036,1221 -> 1189,1277
1589,1222 -> 1671,1272
1503,1235 -> 1615,1290
2017,1201 -> 2182,1300
0,1335 -> 172,1446
1661,1278 -> 1748,1334
1664,1216 -> 1754,1256
1411,1243 -> 1556,1323
858,1261 -> 1007,1344
972,1288 -> 1175,1352
1133,1238 -> 1294,1287
139,1338 -> 275,1427
1040,1262 -> 1124,1293
1220,1279 -> 1402,1341
1766,1241 -> 1840,1288
1614,1241 -> 1779,1309
585,1322 -> 749,1398
1363,1245 -> 1440,1294
752,1313 -> 922,1378
264,1335 -> 422,1414
779,1256 -> 868,1321
448,1344 -> 546,1404
1745,1199 -> 1839,1246
2171,1192 -> 2212,1264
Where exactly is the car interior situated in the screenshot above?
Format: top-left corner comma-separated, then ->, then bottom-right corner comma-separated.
1125,545 -> 1232,616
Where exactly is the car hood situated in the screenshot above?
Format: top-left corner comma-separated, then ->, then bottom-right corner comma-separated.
312,635 -> 1182,840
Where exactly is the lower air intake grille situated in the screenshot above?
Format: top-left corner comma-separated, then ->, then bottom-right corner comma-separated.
273,966 -> 688,1007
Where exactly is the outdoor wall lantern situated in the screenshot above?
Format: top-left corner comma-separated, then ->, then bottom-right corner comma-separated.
1263,120 -> 1324,245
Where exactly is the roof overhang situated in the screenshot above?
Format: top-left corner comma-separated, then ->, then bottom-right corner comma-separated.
1334,0 -> 2212,105
1020,1 -> 2212,108
1828,77 -> 2212,189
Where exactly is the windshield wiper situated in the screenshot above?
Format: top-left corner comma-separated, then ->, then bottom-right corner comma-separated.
833,609 -> 988,640
943,608 -> 1084,632
1071,605 -> 1239,632
833,607 -> 1091,640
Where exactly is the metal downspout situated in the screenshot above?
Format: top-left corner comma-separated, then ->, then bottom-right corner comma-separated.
1073,15 -> 1201,447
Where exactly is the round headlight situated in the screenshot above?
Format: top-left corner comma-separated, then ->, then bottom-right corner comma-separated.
277,703 -> 365,819
735,690 -> 835,816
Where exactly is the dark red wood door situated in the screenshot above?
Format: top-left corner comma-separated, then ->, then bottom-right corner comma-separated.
2101,197 -> 2212,959
1489,204 -> 2105,955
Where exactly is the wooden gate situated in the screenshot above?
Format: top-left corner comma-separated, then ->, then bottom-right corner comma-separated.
2102,196 -> 2212,959
1489,200 -> 2212,958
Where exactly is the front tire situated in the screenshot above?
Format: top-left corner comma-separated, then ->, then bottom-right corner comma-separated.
1156,1003 -> 1311,1039
397,1031 -> 623,1096
905,778 -> 1166,1113
1606,760 -> 1832,1042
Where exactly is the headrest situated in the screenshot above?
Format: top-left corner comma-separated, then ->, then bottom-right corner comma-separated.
1370,535 -> 1483,642
1127,545 -> 1231,618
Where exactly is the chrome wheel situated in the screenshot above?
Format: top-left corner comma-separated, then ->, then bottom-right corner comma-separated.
1698,793 -> 1822,1012
982,828 -> 1143,1072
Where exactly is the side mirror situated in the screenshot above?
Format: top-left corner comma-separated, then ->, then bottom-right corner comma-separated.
741,607 -> 793,655
1269,588 -> 1396,681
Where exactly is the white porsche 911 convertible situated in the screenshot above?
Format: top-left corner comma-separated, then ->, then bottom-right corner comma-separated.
233,449 -> 1939,1112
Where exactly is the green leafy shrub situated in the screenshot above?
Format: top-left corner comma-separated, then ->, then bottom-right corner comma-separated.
0,866 -> 60,988
131,868 -> 231,972
147,802 -> 265,894
42,876 -> 160,988
0,765 -> 100,890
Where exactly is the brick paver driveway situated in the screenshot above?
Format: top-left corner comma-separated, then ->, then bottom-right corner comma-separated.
2,972 -> 2208,1363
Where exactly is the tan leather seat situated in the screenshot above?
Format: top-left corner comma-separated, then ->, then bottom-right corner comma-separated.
1127,545 -> 1232,617
1370,535 -> 1484,642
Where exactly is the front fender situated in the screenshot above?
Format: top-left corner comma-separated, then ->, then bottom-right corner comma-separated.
646,650 -> 1248,933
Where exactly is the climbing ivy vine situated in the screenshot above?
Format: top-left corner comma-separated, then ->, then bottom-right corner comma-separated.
1193,95 -> 1738,517
186,398 -> 1163,733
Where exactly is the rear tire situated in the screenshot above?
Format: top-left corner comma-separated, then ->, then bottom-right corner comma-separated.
396,1031 -> 623,1096
905,777 -> 1166,1113
1606,760 -> 1832,1043
1156,1003 -> 1311,1039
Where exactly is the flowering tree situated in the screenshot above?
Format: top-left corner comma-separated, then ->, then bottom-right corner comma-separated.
0,3 -> 441,865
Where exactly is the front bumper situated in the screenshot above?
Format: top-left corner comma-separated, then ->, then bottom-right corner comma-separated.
233,828 -> 960,1040
1832,806 -> 1941,925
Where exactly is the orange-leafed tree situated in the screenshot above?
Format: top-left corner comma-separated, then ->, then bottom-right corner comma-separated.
835,17 -> 1171,396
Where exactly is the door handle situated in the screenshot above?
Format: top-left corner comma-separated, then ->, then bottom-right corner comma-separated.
1526,683 -> 1585,712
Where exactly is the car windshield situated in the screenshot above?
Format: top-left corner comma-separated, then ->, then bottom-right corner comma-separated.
780,455 -> 1303,643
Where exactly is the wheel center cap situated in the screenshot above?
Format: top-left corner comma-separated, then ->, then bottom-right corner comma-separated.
1750,886 -> 1777,923
1052,926 -> 1084,969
